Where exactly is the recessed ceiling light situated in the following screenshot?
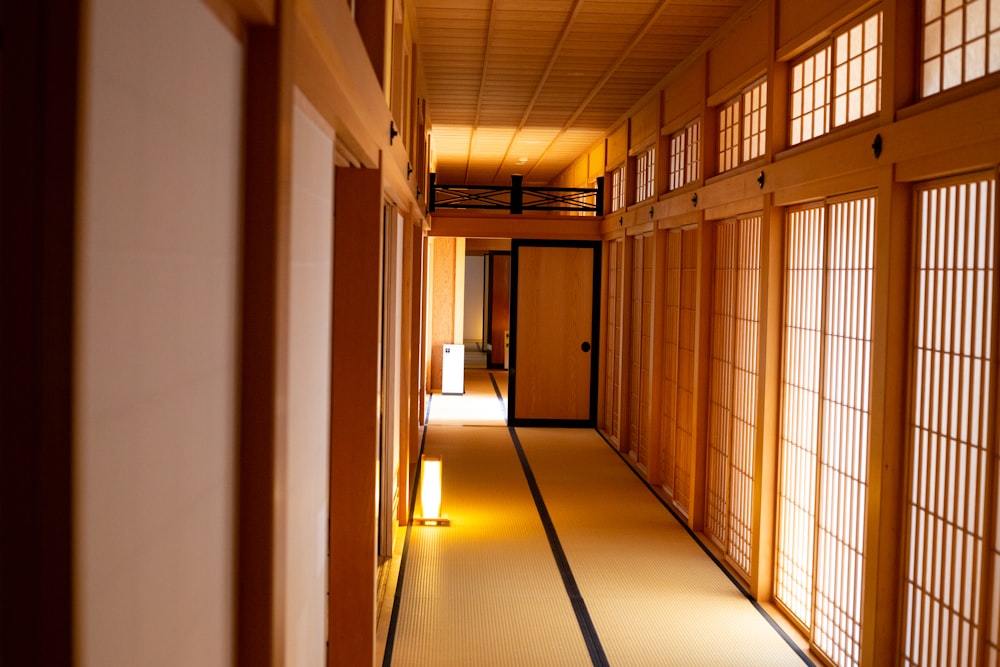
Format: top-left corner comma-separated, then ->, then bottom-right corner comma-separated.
517,157 -> 528,164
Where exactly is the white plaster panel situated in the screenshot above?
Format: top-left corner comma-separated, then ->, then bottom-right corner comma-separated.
284,101 -> 334,667
76,1 -> 243,665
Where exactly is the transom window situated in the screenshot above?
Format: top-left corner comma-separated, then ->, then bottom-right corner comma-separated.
717,78 -> 767,173
635,146 -> 656,202
610,164 -> 627,211
790,12 -> 883,146
922,0 -> 1000,96
669,119 -> 700,191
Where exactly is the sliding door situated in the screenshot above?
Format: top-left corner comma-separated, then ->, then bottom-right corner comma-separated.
510,240 -> 600,426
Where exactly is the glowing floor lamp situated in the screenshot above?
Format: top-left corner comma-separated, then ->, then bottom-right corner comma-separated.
414,455 -> 450,526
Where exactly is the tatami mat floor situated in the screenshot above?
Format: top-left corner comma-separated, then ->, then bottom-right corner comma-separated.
380,370 -> 813,666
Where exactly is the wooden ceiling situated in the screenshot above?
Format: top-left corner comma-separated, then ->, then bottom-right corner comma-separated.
412,0 -> 749,186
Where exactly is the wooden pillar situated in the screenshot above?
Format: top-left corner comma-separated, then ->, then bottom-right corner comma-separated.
238,6 -> 294,665
750,200 -> 783,600
412,226 -> 427,438
398,213 -> 415,521
329,163 -> 383,666
355,0 -> 391,90
0,2 -> 80,664
861,171 -> 911,667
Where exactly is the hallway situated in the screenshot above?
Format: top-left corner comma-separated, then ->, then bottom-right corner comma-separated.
380,371 -> 813,666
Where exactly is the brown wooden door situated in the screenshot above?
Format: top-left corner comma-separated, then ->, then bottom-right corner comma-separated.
510,241 -> 600,425
488,253 -> 511,367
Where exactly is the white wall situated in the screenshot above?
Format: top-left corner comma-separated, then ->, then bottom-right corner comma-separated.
75,1 -> 243,665
284,99 -> 334,666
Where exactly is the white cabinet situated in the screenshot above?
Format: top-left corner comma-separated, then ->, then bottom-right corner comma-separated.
442,344 -> 465,394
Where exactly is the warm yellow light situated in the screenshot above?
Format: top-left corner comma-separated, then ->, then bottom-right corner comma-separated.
420,456 -> 442,520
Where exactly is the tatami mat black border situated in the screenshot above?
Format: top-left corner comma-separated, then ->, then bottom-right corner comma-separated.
592,429 -> 817,666
490,373 -> 610,667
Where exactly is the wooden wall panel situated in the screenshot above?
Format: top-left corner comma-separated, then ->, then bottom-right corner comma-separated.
607,123 -> 629,169
777,0 -> 870,57
429,237 -> 457,390
589,143 -> 607,182
662,56 -> 705,130
631,98 -> 660,152
574,157 -> 590,187
708,2 -> 768,101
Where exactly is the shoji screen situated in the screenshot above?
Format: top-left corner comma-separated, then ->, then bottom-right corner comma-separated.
660,231 -> 681,496
660,226 -> 698,515
629,233 -> 655,471
903,173 -> 998,667
775,194 -> 876,667
604,238 -> 626,445
706,215 -> 761,579
776,205 -> 824,628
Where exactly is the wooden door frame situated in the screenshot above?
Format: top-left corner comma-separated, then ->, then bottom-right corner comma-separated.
509,239 -> 602,427
486,250 -> 511,369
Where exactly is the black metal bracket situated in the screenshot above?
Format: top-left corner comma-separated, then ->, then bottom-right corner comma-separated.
407,162 -> 413,179
872,133 -> 883,159
692,193 -> 698,207
649,206 -> 654,218
757,171 -> 765,189
390,121 -> 399,145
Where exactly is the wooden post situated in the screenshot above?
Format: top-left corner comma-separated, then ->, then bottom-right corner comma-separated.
861,170 -> 911,667
0,2 -> 80,664
238,9 -> 294,666
329,163 -> 383,667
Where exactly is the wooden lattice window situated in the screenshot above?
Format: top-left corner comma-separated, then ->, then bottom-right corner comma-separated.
718,98 -> 741,174
903,173 -> 999,667
790,47 -> 831,145
669,119 -> 700,191
922,0 -> 1000,97
611,164 -> 627,211
635,146 -> 656,202
791,12 -> 882,146
775,194 -> 876,667
833,12 -> 882,126
742,80 -> 767,162
705,215 -> 761,579
718,79 -> 767,174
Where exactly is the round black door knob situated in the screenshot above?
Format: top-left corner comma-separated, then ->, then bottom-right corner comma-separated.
581,341 -> 591,352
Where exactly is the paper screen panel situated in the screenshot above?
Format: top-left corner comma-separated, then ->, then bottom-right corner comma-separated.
904,175 -> 997,667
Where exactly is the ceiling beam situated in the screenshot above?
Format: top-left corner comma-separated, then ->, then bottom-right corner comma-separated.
491,0 -> 587,183
465,0 -> 499,181
525,0 -> 674,182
